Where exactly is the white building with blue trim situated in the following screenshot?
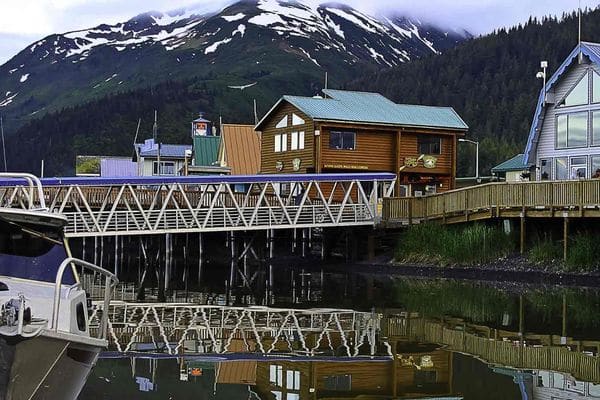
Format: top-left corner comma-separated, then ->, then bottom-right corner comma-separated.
524,42 -> 600,180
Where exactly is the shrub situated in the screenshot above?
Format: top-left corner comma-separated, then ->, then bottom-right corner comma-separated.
566,234 -> 600,271
529,235 -> 562,264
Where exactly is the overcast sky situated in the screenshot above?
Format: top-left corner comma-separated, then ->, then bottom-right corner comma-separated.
0,0 -> 597,65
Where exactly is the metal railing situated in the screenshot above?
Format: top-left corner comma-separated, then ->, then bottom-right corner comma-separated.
52,257 -> 118,339
383,179 -> 600,223
0,173 -> 46,210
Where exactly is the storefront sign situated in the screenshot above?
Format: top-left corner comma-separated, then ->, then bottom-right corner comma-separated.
275,161 -> 284,172
323,164 -> 368,170
423,155 -> 438,169
292,158 -> 301,171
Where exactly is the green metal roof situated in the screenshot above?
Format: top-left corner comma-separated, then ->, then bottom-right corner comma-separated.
193,135 -> 221,167
491,154 -> 531,173
257,89 -> 468,130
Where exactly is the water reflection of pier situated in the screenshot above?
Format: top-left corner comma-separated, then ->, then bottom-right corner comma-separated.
90,302 -> 381,357
384,313 -> 600,383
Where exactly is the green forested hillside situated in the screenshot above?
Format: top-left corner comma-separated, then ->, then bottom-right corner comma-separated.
348,9 -> 600,176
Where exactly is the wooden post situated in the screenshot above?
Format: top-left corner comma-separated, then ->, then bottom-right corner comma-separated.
519,295 -> 524,342
563,217 -> 569,262
396,130 -> 402,195
392,341 -> 398,398
519,215 -> 526,254
562,293 -> 567,339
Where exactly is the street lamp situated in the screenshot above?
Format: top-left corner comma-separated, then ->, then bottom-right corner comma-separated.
459,138 -> 479,182
536,60 -> 548,103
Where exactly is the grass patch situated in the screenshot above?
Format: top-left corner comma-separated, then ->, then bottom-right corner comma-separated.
566,234 -> 600,271
395,223 -> 514,265
529,235 -> 562,264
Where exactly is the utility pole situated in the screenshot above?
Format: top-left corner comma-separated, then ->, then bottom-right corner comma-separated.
153,110 -> 160,174
0,115 -> 6,172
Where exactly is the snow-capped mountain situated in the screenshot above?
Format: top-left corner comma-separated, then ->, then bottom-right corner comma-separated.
0,0 -> 470,121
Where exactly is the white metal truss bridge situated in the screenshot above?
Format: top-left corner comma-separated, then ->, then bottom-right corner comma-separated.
0,173 -> 396,237
88,302 -> 384,357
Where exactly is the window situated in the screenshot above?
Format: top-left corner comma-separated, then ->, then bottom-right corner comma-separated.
540,159 -> 551,180
560,73 -> 589,107
291,131 -> 305,150
556,113 -> 588,148
593,72 -> 600,103
555,157 -> 568,180
329,131 -> 355,150
593,111 -> 600,145
418,136 -> 441,154
152,161 -> 175,175
275,133 -> 288,152
286,370 -> 300,390
269,365 -> 283,387
592,155 -> 600,178
324,375 -> 352,391
276,116 -> 288,129
292,113 -> 305,126
571,156 -> 587,179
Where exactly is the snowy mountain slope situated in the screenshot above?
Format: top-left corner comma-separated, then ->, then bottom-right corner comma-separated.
0,0 -> 470,127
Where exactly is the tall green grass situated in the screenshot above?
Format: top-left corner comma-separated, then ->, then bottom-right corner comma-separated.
395,223 -> 514,265
566,234 -> 600,271
529,235 -> 562,264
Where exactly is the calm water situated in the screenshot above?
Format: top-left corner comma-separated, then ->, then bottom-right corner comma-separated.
79,263 -> 600,399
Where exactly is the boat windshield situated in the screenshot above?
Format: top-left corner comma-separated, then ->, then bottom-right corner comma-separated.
0,218 -> 75,284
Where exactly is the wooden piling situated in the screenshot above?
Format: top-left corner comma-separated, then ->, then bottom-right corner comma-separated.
563,217 -> 569,261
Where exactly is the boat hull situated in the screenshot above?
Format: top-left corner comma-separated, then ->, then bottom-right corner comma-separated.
0,333 -> 102,400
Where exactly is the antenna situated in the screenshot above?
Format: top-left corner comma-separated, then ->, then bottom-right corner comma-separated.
578,0 -> 583,63
152,110 -> 158,142
0,115 -> 6,172
132,118 -> 141,147
324,71 -> 328,90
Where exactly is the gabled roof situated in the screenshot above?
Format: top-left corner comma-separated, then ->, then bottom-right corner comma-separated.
220,124 -> 261,175
193,135 -> 221,166
255,89 -> 468,131
524,42 -> 600,164
491,154 -> 531,173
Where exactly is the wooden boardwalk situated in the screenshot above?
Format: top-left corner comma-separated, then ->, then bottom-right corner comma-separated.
382,179 -> 600,225
384,314 -> 600,383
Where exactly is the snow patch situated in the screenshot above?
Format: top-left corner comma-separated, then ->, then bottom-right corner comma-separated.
20,74 -> 29,83
233,24 -> 246,37
222,13 -> 245,22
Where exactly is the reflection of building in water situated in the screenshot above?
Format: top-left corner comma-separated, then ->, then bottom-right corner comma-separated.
533,371 -> 600,399
251,348 -> 454,399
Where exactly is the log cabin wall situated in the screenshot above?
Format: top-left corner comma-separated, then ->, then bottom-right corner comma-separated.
259,102 -> 314,174
319,124 -> 396,172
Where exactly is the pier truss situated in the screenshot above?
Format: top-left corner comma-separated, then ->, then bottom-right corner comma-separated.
89,302 -> 383,357
0,173 -> 395,237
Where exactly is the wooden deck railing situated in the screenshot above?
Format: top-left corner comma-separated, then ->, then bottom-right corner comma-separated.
383,179 -> 600,224
384,316 -> 600,383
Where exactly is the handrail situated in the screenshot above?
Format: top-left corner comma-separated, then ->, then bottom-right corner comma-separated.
51,257 -> 118,339
0,172 -> 46,210
383,179 -> 600,223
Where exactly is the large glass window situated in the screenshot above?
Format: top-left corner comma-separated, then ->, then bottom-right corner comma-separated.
555,157 -> 568,180
418,136 -> 441,154
329,131 -> 355,150
571,156 -> 587,179
591,155 -> 600,178
556,113 -> 588,148
560,74 -> 589,107
593,111 -> 600,145
540,158 -> 551,180
269,365 -> 283,386
593,72 -> 600,103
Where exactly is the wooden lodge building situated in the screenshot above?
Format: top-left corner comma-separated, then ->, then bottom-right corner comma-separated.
256,89 -> 468,196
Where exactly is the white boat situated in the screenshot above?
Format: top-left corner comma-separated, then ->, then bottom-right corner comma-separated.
0,173 -> 117,400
